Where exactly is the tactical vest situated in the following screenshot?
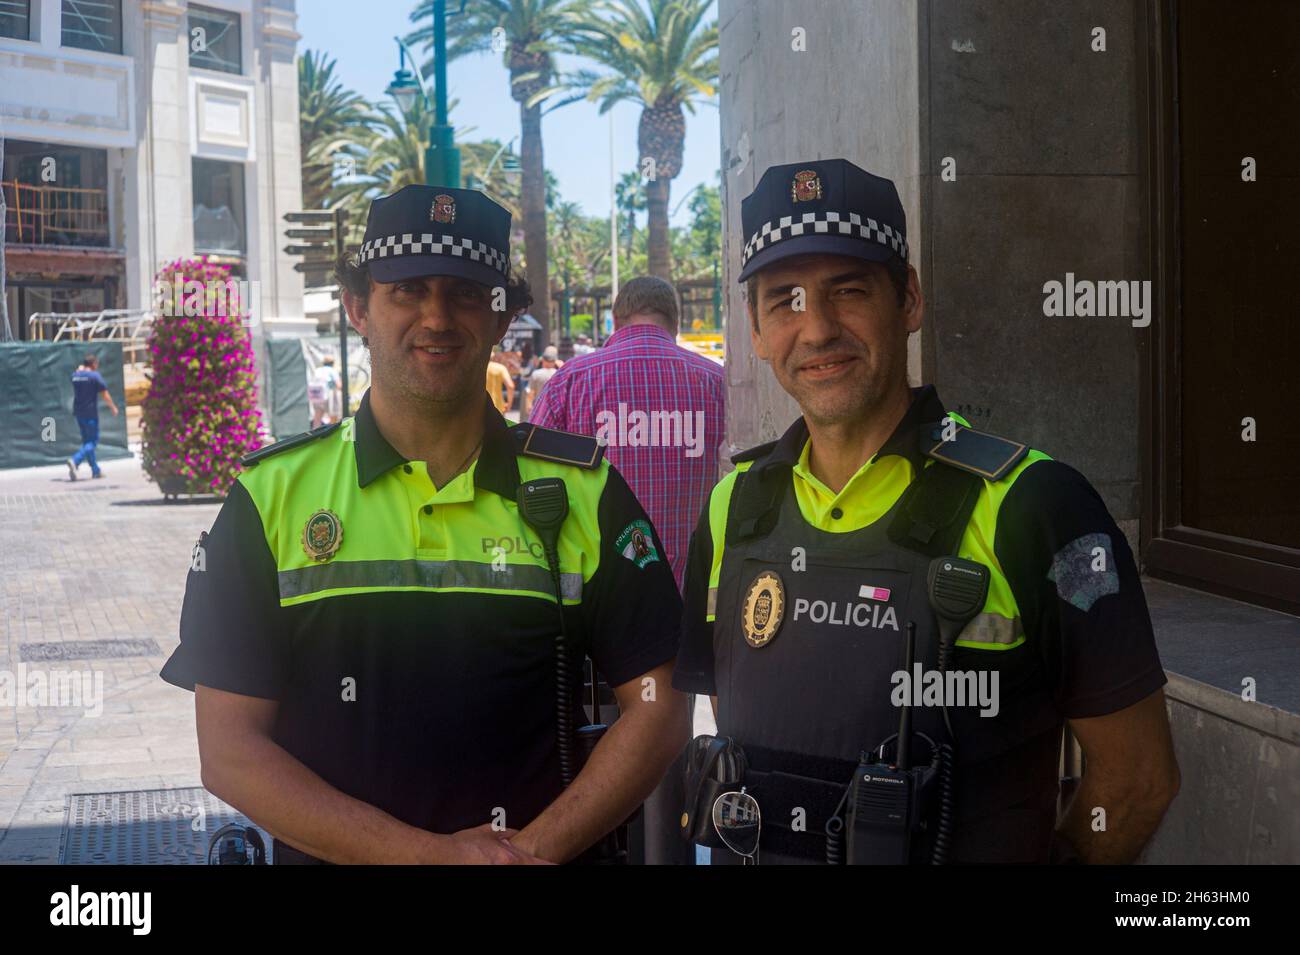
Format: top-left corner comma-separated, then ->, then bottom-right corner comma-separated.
711,426 -> 1063,864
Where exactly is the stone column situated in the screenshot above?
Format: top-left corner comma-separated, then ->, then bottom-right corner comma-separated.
254,0 -> 307,336
717,0 -> 924,462
125,1 -> 192,311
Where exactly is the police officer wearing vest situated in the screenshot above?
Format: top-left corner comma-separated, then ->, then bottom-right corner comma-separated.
162,185 -> 689,864
673,159 -> 1180,864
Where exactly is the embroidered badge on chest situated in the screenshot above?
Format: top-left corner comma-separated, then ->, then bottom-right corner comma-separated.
742,570 -> 786,648
302,509 -> 343,562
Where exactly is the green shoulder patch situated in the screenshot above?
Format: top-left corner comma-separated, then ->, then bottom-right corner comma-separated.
241,421 -> 341,468
509,422 -> 604,470
924,423 -> 1028,482
616,519 -> 660,569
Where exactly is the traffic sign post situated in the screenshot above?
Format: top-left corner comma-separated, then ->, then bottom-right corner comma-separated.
283,207 -> 352,416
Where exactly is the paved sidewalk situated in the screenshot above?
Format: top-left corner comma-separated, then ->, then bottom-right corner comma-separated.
0,454 -> 220,862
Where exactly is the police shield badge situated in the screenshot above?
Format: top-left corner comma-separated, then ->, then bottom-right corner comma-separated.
302,509 -> 343,562
742,571 -> 786,648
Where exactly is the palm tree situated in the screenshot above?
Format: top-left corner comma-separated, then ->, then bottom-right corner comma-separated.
566,0 -> 718,279
687,176 -> 721,264
549,200 -> 609,335
408,0 -> 588,343
298,50 -> 376,210
326,98 -> 521,245
615,169 -> 647,264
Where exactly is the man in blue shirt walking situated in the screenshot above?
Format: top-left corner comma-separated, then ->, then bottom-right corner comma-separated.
67,354 -> 119,481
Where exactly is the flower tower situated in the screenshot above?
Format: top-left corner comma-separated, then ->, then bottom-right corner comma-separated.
141,256 -> 264,496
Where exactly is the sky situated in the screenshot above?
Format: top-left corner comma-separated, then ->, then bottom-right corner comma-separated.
295,0 -> 722,228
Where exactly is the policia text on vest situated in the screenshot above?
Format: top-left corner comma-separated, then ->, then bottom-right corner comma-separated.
160,184 -> 690,864
672,158 -> 1179,865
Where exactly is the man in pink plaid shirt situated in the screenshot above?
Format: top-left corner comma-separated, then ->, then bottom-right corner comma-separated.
530,277 -> 725,592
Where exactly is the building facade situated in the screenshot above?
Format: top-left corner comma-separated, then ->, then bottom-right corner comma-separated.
718,0 -> 1299,863
1,0 -> 308,340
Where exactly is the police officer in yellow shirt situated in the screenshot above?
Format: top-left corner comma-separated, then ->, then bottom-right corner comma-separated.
674,159 -> 1179,865
163,185 -> 689,864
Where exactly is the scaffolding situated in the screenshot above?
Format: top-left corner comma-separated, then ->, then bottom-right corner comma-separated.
27,308 -> 153,366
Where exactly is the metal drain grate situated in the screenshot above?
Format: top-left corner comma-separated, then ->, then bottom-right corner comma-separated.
60,788 -> 271,865
20,638 -> 162,662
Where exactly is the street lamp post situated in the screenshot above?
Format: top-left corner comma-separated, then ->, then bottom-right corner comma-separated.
387,0 -> 461,188
426,0 -> 459,188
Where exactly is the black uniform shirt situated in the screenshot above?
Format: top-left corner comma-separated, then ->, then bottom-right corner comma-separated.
162,392 -> 682,835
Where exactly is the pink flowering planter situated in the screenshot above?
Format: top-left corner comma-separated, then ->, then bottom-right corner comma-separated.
141,257 -> 265,500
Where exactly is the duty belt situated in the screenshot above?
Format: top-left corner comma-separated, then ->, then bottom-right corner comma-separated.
738,744 -> 857,862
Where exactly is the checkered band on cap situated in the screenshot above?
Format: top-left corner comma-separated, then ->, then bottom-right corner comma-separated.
358,233 -> 509,275
740,211 -> 909,268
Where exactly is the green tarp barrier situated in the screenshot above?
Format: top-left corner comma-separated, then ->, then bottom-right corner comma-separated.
0,342 -> 130,470
266,337 -> 309,439
264,335 -> 369,441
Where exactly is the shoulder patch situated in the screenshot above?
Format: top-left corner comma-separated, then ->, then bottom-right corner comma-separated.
509,422 -> 604,470
730,439 -> 778,465
924,424 -> 1028,482
241,421 -> 341,468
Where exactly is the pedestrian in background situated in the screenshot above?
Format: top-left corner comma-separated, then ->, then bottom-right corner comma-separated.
485,347 -> 515,415
524,345 -> 563,421
515,340 -> 537,411
529,275 -> 724,865
529,277 -> 725,591
67,353 -> 119,482
309,355 -> 341,428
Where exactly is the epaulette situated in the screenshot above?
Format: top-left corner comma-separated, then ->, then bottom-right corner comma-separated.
923,423 -> 1028,482
509,422 -> 604,470
240,421 -> 341,468
730,439 -> 778,465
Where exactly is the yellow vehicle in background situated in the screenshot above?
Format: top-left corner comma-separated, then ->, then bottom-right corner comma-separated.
678,330 -> 724,365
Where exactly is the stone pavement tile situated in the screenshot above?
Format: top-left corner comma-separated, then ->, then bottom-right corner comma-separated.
19,782 -> 78,804
6,799 -> 65,826
32,765 -> 79,783
0,750 -> 47,772
64,719 -> 145,738
72,733 -> 177,753
128,692 -> 193,714
78,758 -> 199,781
145,742 -> 199,760
64,775 -> 171,794
1,462 -> 221,843
45,747 -> 152,768
0,827 -> 64,864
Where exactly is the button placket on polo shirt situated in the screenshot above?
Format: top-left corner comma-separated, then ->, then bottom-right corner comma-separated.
395,461 -> 440,558
416,462 -> 480,559
793,440 -> 896,531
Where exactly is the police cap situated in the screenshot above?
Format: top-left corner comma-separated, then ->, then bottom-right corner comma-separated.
357,184 -> 511,288
738,158 -> 908,283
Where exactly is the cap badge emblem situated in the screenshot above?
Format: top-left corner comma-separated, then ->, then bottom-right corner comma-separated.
791,169 -> 823,203
431,194 -> 456,224
302,508 -> 343,562
742,570 -> 786,648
